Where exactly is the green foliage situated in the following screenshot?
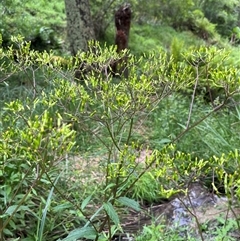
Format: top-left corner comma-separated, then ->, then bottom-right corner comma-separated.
199,0 -> 240,37
1,36 -> 240,240
130,0 -> 240,43
1,0 -> 240,56
131,0 -> 218,42
36,174 -> 61,241
170,37 -> 185,62
210,217 -> 238,241
160,0 -> 195,29
129,172 -> 162,203
0,0 -> 65,50
0,100 -> 75,239
129,24 -> 206,56
149,93 -> 240,158
135,222 -> 196,241
188,9 -> 218,40
1,2 -> 240,241
135,217 -> 239,241
231,26 -> 240,44
149,45 -> 240,158
133,0 -> 195,28
0,36 -> 76,240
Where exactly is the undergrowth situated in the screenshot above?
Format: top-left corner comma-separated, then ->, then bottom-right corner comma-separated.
1,35 -> 240,241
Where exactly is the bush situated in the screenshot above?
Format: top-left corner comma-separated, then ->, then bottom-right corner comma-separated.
1,36 -> 240,240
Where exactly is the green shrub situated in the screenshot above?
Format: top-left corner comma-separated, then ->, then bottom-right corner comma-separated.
1,36 -> 240,240
187,10 -> 218,40
0,101 -> 75,239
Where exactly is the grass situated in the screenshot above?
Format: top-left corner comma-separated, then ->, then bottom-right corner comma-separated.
135,217 -> 240,241
147,93 -> 240,159
103,23 -> 207,57
130,24 -> 206,54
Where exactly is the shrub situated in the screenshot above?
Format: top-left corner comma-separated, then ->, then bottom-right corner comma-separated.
1,36 -> 240,240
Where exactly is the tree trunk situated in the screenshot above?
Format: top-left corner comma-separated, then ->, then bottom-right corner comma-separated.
64,0 -> 95,55
112,4 -> 132,78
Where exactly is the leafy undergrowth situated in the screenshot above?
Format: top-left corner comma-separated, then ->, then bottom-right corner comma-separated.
148,93 -> 240,159
62,144 -> 240,240
1,36 -> 240,240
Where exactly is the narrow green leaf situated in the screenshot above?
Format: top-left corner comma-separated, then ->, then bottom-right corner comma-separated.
59,226 -> 97,241
117,196 -> 141,212
103,183 -> 116,191
3,228 -> 14,236
5,205 -> 31,215
103,202 -> 119,226
158,138 -> 171,144
81,195 -> 92,210
53,202 -> 72,212
38,173 -> 61,241
9,219 -> 16,230
31,188 -> 37,196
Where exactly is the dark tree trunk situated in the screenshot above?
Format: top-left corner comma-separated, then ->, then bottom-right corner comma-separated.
115,4 -> 131,46
112,4 -> 132,78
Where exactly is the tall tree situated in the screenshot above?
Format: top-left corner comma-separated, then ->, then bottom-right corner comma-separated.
64,0 -> 95,55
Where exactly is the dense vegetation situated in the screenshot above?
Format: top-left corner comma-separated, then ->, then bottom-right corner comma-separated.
1,0 -> 240,240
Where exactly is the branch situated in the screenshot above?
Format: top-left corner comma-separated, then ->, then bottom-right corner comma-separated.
186,65 -> 199,129
173,100 -> 227,143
